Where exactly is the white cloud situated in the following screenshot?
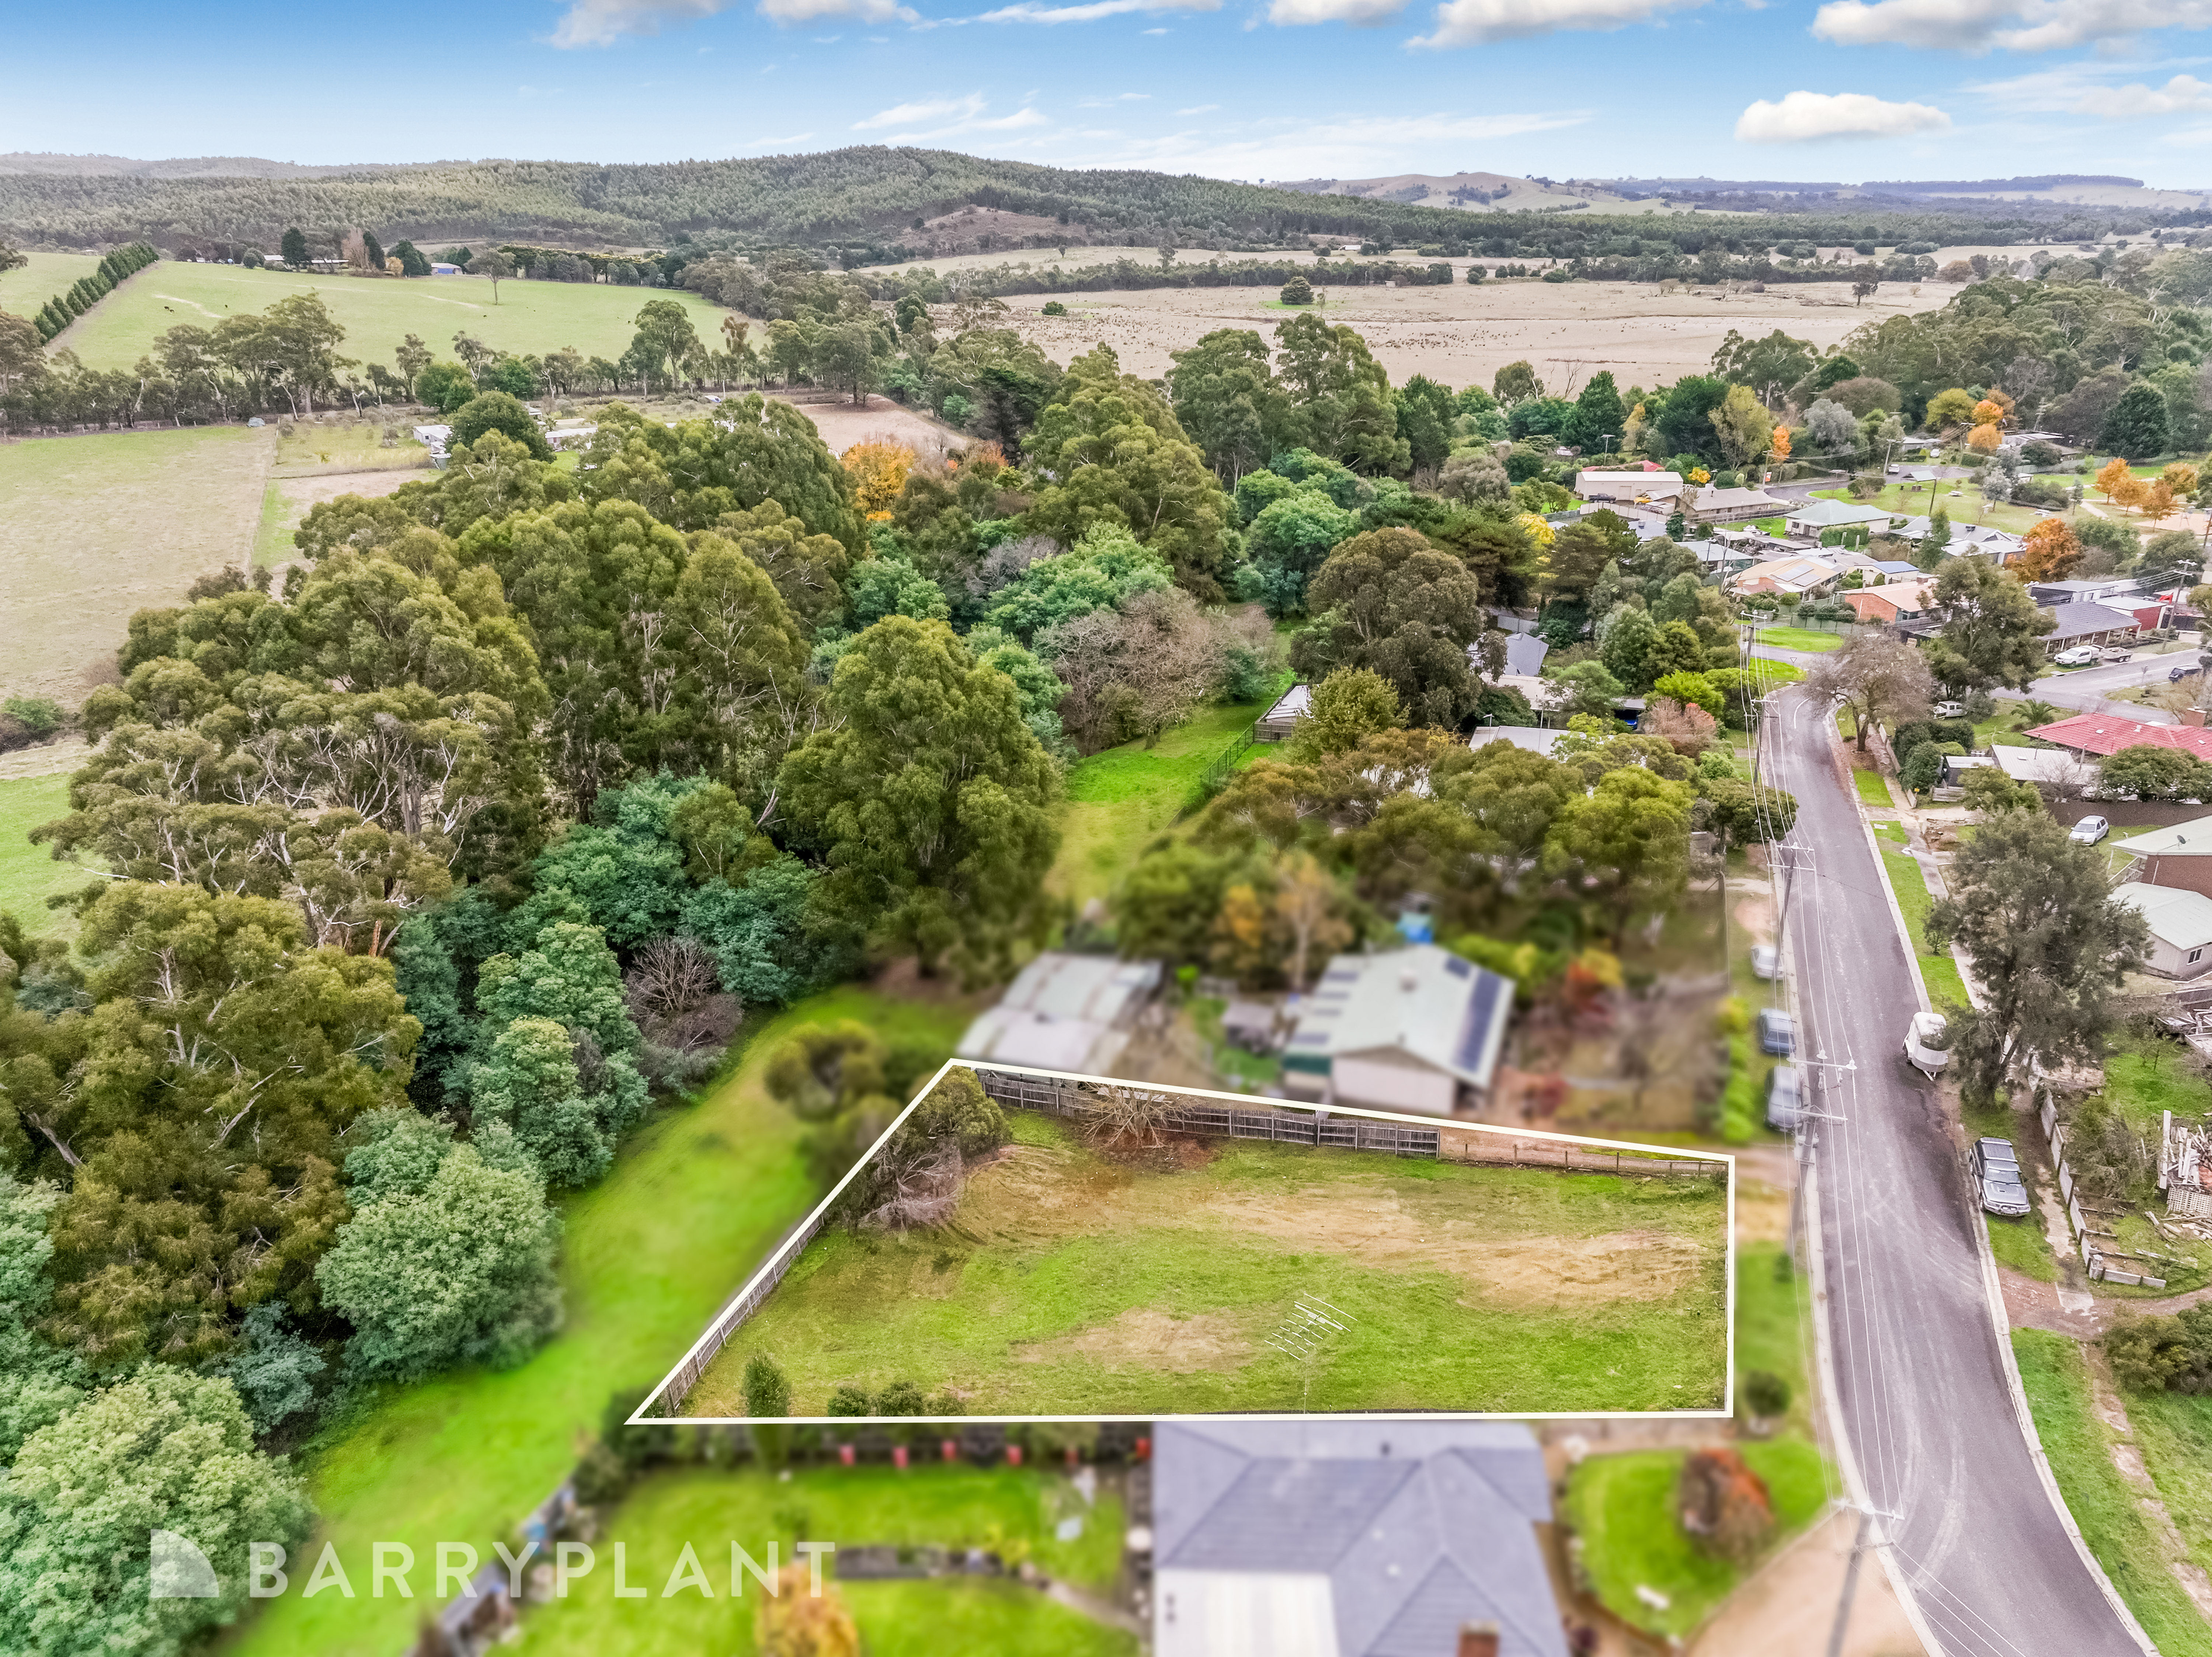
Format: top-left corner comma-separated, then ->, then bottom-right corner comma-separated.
1079,91 -> 1153,104
1178,102 -> 1221,112
551,0 -> 910,43
1271,0 -> 1408,24
975,0 -> 1215,21
1406,0 -> 1702,48
856,94 -> 986,128
1735,90 -> 1952,141
1813,0 -> 2212,53
857,92 -> 1050,138
2074,73 -> 2212,115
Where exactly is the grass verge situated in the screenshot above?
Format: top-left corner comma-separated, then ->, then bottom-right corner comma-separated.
2012,1331 -> 2212,1657
1851,766 -> 1894,810
1733,1242 -> 1819,1439
222,988 -> 972,1657
1563,1441 -> 1829,1639
1871,827 -> 1969,1009
514,1464 -> 1135,1657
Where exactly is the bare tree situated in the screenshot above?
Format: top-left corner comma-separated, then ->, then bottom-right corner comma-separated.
1040,588 -> 1233,752
1804,633 -> 1935,752
625,936 -> 741,1086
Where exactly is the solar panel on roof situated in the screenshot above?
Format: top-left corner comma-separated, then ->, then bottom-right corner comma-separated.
1453,973 -> 1504,1075
1443,956 -> 1471,979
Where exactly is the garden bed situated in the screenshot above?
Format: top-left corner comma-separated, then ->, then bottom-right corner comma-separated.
684,1108 -> 1729,1418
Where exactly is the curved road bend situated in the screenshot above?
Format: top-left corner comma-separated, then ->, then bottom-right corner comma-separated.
1759,686 -> 2142,1657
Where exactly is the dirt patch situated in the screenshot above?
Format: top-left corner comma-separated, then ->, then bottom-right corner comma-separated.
770,396 -> 959,459
2111,1440 -> 2149,1481
1732,890 -> 1775,940
1015,1307 -> 1256,1372
1733,1179 -> 1792,1246
2174,1560 -> 2212,1621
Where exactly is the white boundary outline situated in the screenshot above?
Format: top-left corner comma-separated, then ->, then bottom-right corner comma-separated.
632,1056 -> 1736,1425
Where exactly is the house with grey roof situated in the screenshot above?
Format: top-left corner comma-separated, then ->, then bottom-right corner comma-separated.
2041,600 -> 2142,651
956,952 -> 1162,1075
1154,1420 -> 1568,1657
2114,883 -> 2212,980
1279,944 -> 1514,1115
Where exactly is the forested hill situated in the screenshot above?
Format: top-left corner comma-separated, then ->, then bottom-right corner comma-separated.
0,145 -> 2196,259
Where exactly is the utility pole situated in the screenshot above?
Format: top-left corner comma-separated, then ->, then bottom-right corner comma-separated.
1824,1503 -> 1903,1657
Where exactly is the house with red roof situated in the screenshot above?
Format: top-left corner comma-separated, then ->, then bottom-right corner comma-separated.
2025,713 -> 2212,762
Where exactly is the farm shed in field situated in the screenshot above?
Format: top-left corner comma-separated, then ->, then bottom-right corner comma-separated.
1152,1420 -> 1566,1657
956,953 -> 1163,1075
1279,945 -> 1513,1115
1256,681 -> 1312,743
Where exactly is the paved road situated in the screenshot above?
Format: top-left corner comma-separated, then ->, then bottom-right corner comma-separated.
1760,688 -> 2142,1657
1992,655 -> 2185,723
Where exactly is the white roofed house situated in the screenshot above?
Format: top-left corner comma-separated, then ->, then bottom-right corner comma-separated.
2114,884 -> 2212,980
1783,499 -> 1897,540
1573,469 -> 1684,505
1278,944 -> 1515,1116
1256,681 -> 1312,744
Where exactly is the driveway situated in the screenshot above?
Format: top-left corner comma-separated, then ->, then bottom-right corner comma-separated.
1993,656 -> 2184,724
1760,687 -> 2146,1657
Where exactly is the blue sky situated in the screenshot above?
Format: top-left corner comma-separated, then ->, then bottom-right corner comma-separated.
8,0 -> 2212,186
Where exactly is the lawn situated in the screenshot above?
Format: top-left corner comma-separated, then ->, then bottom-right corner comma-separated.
687,1109 -> 1729,1417
0,250 -> 104,316
1733,1242 -> 1817,1439
221,987 -> 973,1657
2012,1331 -> 2212,1657
0,772 -> 81,940
1048,694 -> 1280,908
1562,1440 -> 1829,1639
1747,626 -> 1844,653
1872,826 -> 1970,1009
52,261 -> 728,376
2127,1390 -> 2212,1599
1851,766 -> 1895,810
1811,479 -> 2050,535
513,1464 -> 1136,1657
0,424 -> 273,705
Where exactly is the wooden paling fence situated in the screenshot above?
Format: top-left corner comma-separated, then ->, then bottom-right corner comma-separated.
973,1066 -> 1724,1180
653,1208 -> 830,1416
2038,1090 -> 2166,1289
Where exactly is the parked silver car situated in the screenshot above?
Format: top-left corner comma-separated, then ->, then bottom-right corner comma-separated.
1751,944 -> 1780,981
2069,816 -> 2109,845
1765,1064 -> 1804,1132
1757,1007 -> 1797,1057
1975,1137 -> 2031,1218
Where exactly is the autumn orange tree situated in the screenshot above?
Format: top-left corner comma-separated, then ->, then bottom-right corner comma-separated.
2096,456 -> 2150,513
1967,422 -> 2001,453
2163,462 -> 2200,497
1770,426 -> 1792,462
841,438 -> 915,521
2016,517 -> 2083,581
2145,479 -> 2179,521
1972,398 -> 2007,428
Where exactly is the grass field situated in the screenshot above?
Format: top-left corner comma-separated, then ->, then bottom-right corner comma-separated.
2128,1390 -> 2212,1601
1851,766 -> 1895,810
2013,1331 -> 2212,1657
511,1464 -> 1134,1657
1048,695 -> 1279,908
1872,824 -> 1970,1009
1748,626 -> 1845,654
0,424 -> 272,704
687,1109 -> 1728,1417
1811,480 -> 2052,535
1562,1440 -> 1829,1639
52,262 -> 727,375
222,987 -> 971,1657
0,250 -> 104,317
0,772 -> 79,939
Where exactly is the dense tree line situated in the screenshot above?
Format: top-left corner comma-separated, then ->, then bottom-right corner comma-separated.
26,240 -> 157,341
0,146 -> 2189,261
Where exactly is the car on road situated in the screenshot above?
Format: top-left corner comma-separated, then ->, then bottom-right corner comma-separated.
1757,1007 -> 1797,1057
2173,663 -> 2204,683
1974,1137 -> 2031,1217
1933,699 -> 1966,718
1766,1063 -> 1804,1132
2052,645 -> 2099,667
2070,815 -> 2109,845
1751,944 -> 1780,981
1904,1010 -> 1950,1074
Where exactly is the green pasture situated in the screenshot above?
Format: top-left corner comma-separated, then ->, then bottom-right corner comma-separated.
0,423 -> 272,704
222,988 -> 971,1657
0,250 -> 104,317
0,772 -> 80,941
514,1465 -> 1134,1657
689,1111 -> 1728,1417
1048,694 -> 1280,908
50,261 -> 727,374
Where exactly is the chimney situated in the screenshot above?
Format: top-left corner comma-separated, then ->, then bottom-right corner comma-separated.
1457,1623 -> 1501,1657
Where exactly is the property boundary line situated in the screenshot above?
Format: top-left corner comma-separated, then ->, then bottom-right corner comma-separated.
631,1056 -> 1736,1426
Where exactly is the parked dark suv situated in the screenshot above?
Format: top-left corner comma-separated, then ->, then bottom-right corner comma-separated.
1974,1138 -> 2030,1218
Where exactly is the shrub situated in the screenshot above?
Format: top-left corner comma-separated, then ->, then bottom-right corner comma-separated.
1742,1369 -> 1791,1418
827,1385 -> 874,1416
1279,274 -> 1314,306
1041,300 -> 1068,316
743,1354 -> 792,1417
1677,1447 -> 1776,1564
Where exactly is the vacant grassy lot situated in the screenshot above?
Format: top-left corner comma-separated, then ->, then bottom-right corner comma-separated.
0,772 -> 79,939
0,250 -> 103,316
0,424 -> 272,704
1048,695 -> 1278,908
690,1110 -> 1727,1417
2013,1331 -> 2212,1657
223,988 -> 970,1657
53,262 -> 726,375
2128,1390 -> 2212,1602
1811,479 -> 2052,535
1748,626 -> 1844,654
515,1464 -> 1134,1657
1562,1440 -> 1829,1639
